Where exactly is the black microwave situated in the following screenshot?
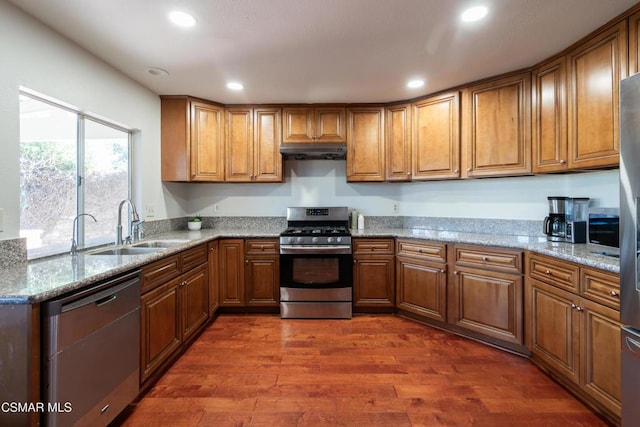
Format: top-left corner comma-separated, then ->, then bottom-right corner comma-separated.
587,208 -> 620,256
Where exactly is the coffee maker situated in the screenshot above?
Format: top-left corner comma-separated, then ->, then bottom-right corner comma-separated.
543,197 -> 590,243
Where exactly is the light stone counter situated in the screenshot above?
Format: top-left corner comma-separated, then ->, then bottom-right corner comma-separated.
0,226 -> 619,305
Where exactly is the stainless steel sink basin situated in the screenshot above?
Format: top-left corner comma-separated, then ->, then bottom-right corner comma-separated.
131,240 -> 189,248
89,246 -> 162,256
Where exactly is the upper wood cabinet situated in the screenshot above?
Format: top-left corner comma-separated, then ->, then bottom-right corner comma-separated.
161,96 -> 225,182
628,10 -> 640,76
225,107 -> 282,182
385,103 -> 412,181
282,106 -> 346,143
412,92 -> 460,180
347,107 -> 385,182
567,21 -> 627,169
532,57 -> 568,173
462,72 -> 531,178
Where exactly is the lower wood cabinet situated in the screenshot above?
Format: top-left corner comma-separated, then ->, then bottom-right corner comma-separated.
525,252 -> 621,423
219,238 -> 279,309
245,239 -> 279,307
353,238 -> 395,311
448,245 -> 524,348
140,244 -> 209,385
395,240 -> 447,322
208,241 -> 219,316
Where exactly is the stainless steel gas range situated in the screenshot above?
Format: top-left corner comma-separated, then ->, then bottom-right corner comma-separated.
279,207 -> 353,319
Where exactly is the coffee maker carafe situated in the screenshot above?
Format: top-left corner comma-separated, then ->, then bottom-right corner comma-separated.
544,197 -> 589,243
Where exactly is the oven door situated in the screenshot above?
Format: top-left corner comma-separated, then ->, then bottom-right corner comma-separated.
280,248 -> 353,290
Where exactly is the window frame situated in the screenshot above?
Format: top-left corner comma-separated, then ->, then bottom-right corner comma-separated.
19,89 -> 133,258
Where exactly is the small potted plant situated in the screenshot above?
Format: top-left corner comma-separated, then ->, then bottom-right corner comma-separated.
187,215 -> 202,230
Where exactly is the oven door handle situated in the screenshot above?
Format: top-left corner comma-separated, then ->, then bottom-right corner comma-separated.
280,245 -> 352,255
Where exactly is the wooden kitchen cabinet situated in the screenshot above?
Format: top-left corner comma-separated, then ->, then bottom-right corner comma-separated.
566,21 -> 626,169
385,103 -> 412,181
219,239 -> 245,307
448,245 -> 524,348
347,106 -> 385,182
208,241 -> 220,316
226,107 -> 282,182
461,71 -> 531,178
244,239 -> 279,308
630,10 -> 640,75
140,244 -> 209,385
525,252 -> 621,423
353,238 -> 395,311
161,96 -> 225,182
282,106 -> 346,143
412,92 -> 460,180
532,57 -> 568,173
396,239 -> 447,322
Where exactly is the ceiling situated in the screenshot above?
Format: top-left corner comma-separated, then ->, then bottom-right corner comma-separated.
8,0 -> 639,104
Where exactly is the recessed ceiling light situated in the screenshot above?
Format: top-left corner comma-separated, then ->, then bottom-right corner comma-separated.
146,67 -> 169,77
407,80 -> 425,89
226,82 -> 244,90
169,11 -> 197,28
461,5 -> 488,22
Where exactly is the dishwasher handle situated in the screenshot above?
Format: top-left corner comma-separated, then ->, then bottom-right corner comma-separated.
46,270 -> 140,316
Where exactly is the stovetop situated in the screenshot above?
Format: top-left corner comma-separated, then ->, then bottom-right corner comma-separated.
281,225 -> 350,237
281,207 -> 352,247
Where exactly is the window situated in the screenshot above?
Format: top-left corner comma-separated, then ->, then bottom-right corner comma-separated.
19,91 -> 132,258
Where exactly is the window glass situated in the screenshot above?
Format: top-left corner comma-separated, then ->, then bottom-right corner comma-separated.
19,92 -> 131,258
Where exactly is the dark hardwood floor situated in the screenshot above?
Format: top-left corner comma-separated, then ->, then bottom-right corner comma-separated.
120,314 -> 607,426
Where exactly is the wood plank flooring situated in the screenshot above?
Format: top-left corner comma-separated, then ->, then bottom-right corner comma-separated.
119,314 -> 607,426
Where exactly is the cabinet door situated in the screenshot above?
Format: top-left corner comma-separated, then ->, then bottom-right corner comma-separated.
140,278 -> 181,382
219,239 -> 245,306
396,256 -> 447,322
161,97 -> 190,182
353,255 -> 395,309
181,263 -> 209,342
225,108 -> 254,182
282,107 -> 314,143
412,92 -> 460,180
347,107 -> 385,182
450,267 -> 523,345
314,107 -> 346,142
253,108 -> 282,182
208,241 -> 219,316
532,57 -> 568,173
245,256 -> 279,307
462,72 -> 531,177
630,10 -> 640,76
581,298 -> 621,417
190,101 -> 225,181
385,103 -> 412,181
567,21 -> 626,169
526,279 -> 580,385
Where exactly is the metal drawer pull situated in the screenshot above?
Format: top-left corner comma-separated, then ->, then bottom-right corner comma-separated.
545,270 -> 553,275
609,290 -> 619,297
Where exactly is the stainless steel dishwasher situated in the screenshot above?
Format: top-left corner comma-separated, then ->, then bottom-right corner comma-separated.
44,270 -> 140,427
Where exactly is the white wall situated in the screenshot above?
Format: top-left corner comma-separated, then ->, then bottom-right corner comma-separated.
188,161 -> 619,220
0,0 -> 188,239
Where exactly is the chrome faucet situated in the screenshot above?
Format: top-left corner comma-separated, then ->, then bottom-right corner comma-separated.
70,213 -> 97,256
116,199 -> 140,245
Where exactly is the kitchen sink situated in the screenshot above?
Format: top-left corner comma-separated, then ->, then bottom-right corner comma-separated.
131,240 -> 189,248
89,246 -> 162,256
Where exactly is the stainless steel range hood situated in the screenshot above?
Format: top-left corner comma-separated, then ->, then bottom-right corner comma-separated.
279,142 -> 347,160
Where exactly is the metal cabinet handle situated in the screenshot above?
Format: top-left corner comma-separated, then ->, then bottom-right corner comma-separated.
571,303 -> 577,309
440,269 -> 446,273
454,271 -> 459,275
559,160 -> 566,164
576,306 -> 584,311
609,290 -> 619,297
482,256 -> 489,261
353,259 -> 357,264
545,270 -> 553,275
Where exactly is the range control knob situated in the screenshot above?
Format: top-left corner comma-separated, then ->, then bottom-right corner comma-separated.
296,237 -> 304,244
336,237 -> 342,243
327,237 -> 335,244
312,236 -> 319,243
286,237 -> 294,244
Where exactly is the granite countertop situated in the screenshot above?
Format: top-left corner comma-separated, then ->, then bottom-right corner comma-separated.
0,226 -> 619,305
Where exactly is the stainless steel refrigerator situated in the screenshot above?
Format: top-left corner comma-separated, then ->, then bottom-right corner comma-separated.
620,72 -> 640,425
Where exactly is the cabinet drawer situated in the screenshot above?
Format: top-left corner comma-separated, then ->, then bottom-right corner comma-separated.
581,267 -> 620,310
528,253 -> 579,293
396,239 -> 446,262
354,239 -> 394,255
245,239 -> 279,255
142,254 -> 181,293
454,245 -> 522,273
181,244 -> 208,272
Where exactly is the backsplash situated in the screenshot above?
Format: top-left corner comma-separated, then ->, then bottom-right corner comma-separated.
0,238 -> 27,268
